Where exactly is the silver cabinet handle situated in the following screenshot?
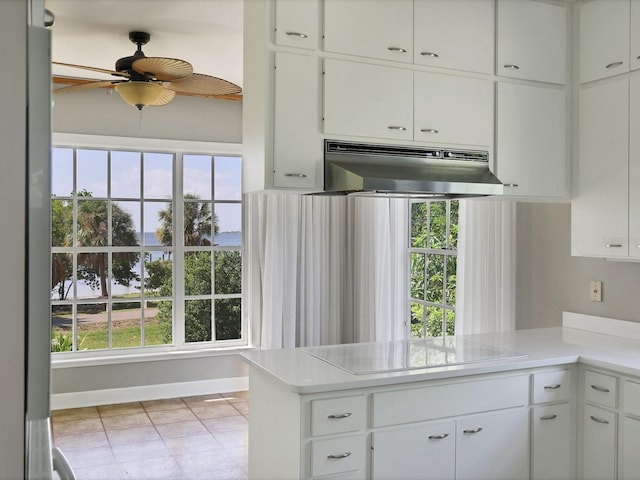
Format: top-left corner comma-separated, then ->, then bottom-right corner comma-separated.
388,126 -> 407,131
504,64 -> 520,70
590,415 -> 610,425
606,244 -> 622,248
420,128 -> 439,134
606,61 -> 624,69
463,427 -> 483,434
591,384 -> 611,393
327,452 -> 351,459
388,46 -> 408,53
421,51 -> 439,58
285,31 -> 308,38
327,413 -> 352,419
428,433 -> 449,440
284,173 -> 307,178
503,183 -> 519,187
544,384 -> 562,390
540,414 -> 558,421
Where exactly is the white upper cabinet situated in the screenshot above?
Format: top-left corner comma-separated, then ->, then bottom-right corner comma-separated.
580,0 -> 630,83
628,75 -> 640,258
274,0 -> 320,49
413,0 -> 494,74
496,82 -> 567,197
497,0 -> 567,84
323,0 -> 413,63
631,1 -> 640,72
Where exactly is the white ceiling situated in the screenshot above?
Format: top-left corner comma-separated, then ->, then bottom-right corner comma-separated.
46,0 -> 244,88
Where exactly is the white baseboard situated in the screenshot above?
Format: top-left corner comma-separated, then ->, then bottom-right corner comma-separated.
51,376 -> 248,410
563,311 -> 640,341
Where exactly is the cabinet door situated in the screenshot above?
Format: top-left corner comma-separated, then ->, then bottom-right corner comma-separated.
371,420 -> 455,480
580,0 -> 630,83
621,416 -> 640,480
414,71 -> 492,147
274,0 -> 320,49
497,0 -> 567,84
531,404 -> 573,480
582,405 -> 617,480
572,78 -> 629,257
629,76 -> 640,257
323,0 -> 413,63
324,59 -> 413,141
631,1 -> 640,72
456,409 -> 529,480
496,82 -> 567,197
273,52 -> 321,189
413,0 -> 494,74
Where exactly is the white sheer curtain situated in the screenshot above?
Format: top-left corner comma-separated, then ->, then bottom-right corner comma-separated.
455,198 -> 516,335
245,192 -> 408,349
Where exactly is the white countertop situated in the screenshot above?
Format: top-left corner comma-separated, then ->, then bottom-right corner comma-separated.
240,320 -> 640,394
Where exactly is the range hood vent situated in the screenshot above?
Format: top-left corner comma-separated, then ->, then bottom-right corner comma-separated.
322,140 -> 504,198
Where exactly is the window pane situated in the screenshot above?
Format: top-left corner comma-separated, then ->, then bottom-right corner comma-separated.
410,202 -> 428,248
143,152 -> 173,199
51,148 -> 73,197
215,251 -> 242,294
111,151 -> 141,198
51,253 -> 72,301
445,309 -> 455,337
214,156 -> 242,201
77,252 -> 109,299
113,201 -> 140,246
426,254 -> 444,303
184,155 -> 212,200
184,252 -> 212,296
144,253 -> 172,297
446,255 -> 457,305
215,298 -> 241,340
111,252 -> 141,299
112,302 -> 142,348
185,299 -> 212,343
410,253 -> 425,300
77,303 -> 108,350
145,299 -> 172,346
51,304 -> 72,352
429,202 -> 447,250
77,199 -> 108,247
426,306 -> 444,337
52,199 -> 72,247
77,149 -> 108,197
214,203 -> 242,246
145,201 -> 170,246
449,201 -> 459,250
184,201 -> 212,246
410,302 -> 424,339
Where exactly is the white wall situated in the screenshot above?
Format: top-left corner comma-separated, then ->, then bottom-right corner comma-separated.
0,1 -> 26,477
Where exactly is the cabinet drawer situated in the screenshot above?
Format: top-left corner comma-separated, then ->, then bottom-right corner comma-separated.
532,369 -> 572,404
585,371 -> 618,409
372,375 -> 528,428
311,396 -> 366,437
310,435 -> 365,477
624,380 -> 640,416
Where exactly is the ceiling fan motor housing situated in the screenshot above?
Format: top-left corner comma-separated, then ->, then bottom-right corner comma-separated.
115,31 -> 151,79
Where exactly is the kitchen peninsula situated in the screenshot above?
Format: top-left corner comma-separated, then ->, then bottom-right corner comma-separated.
241,313 -> 640,479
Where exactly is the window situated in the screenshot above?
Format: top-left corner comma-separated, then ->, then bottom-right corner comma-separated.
409,200 -> 458,338
50,145 -> 243,354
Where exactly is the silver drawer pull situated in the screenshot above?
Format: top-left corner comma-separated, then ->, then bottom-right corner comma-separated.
420,128 -> 439,134
590,415 -> 610,425
388,46 -> 408,53
544,384 -> 562,390
463,427 -> 483,434
327,413 -> 352,419
503,183 -> 519,188
504,64 -> 520,70
606,244 -> 622,248
285,31 -> 308,38
591,384 -> 611,393
606,61 -> 624,69
284,173 -> 307,178
421,51 -> 439,58
327,452 -> 351,459
388,126 -> 407,131
540,414 -> 558,421
428,433 -> 449,440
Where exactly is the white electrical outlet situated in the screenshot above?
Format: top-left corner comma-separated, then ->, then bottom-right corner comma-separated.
590,280 -> 602,302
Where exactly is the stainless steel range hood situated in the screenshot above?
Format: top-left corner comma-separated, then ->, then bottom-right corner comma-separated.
322,140 -> 503,198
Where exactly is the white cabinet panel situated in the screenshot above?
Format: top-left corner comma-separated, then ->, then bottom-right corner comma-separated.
623,380 -> 640,416
532,370 -> 572,404
631,1 -> 640,72
311,395 -> 366,437
310,435 -> 365,477
621,415 -> 640,480
531,403 -> 573,480
497,0 -> 567,84
585,370 -> 619,409
413,0 -> 494,74
274,0 -> 320,49
324,59 -> 413,141
580,0 -> 630,83
629,75 -> 640,257
582,405 -> 617,480
496,82 -> 567,197
414,71 -> 492,147
323,0 -> 413,63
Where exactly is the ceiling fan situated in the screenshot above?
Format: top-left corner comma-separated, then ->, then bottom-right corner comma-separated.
53,31 -> 242,110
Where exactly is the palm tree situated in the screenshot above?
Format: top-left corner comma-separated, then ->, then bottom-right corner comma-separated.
156,193 -> 218,247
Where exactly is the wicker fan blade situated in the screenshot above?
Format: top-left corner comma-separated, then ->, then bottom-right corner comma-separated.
132,57 -> 193,81
53,80 -> 122,94
53,61 -> 130,78
166,73 -> 242,97
148,87 -> 177,106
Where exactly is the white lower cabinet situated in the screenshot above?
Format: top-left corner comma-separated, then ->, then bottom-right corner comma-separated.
621,416 -> 640,480
582,405 -> 617,480
532,403 -> 573,480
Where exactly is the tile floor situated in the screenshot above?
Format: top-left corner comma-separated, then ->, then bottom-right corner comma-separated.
51,392 -> 249,480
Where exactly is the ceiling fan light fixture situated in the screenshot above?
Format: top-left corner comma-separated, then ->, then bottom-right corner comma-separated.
114,81 -> 164,110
